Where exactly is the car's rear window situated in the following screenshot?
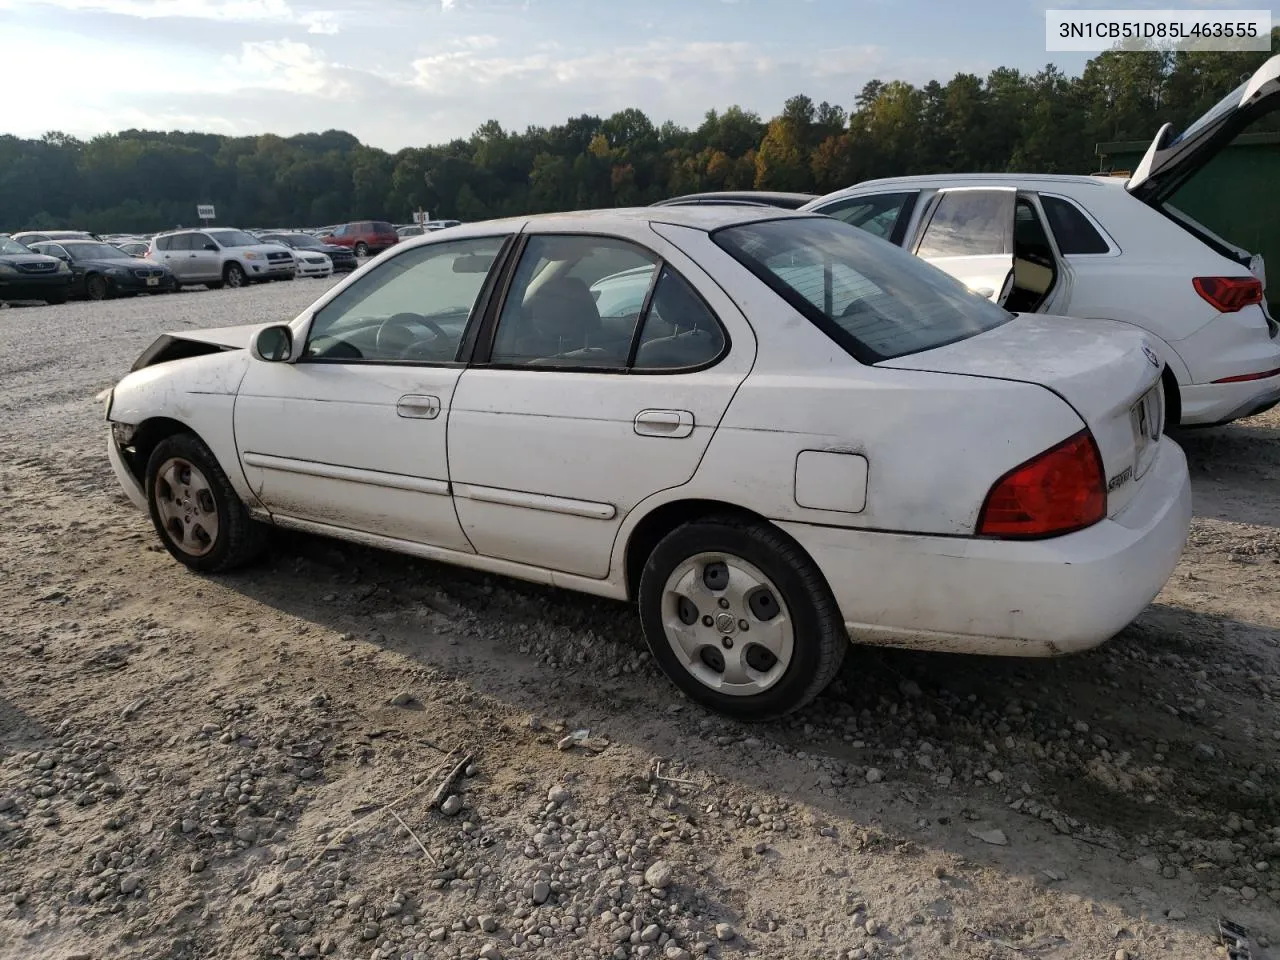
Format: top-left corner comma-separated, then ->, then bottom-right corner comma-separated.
713,216 -> 1012,363
1039,195 -> 1111,255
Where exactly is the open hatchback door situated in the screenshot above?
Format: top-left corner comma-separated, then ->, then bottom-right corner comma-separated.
1127,54 -> 1280,205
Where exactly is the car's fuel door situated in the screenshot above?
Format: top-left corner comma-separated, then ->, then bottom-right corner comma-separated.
911,187 -> 1016,304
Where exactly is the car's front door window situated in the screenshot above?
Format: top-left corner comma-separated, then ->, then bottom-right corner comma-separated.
303,236 -> 506,364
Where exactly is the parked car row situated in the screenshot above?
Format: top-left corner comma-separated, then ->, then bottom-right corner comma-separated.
2,219 -> 428,305
0,224 -> 382,304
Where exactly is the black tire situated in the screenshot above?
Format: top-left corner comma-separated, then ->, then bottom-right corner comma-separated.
637,516 -> 846,721
44,291 -> 68,305
353,242 -> 369,257
145,433 -> 267,574
86,274 -> 111,301
223,263 -> 246,289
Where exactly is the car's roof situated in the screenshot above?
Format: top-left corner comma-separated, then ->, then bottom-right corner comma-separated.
450,206 -> 803,235
653,191 -> 818,209
810,173 -> 1129,205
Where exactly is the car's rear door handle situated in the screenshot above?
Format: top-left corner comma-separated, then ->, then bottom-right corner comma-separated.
634,409 -> 694,438
396,395 -> 441,419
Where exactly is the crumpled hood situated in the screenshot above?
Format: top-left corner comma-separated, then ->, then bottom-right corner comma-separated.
129,322 -> 271,372
163,323 -> 270,350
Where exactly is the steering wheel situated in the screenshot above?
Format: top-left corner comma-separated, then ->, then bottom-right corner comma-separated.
374,313 -> 449,355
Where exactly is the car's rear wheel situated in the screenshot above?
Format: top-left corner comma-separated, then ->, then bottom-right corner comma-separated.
354,242 -> 369,257
224,263 -> 246,288
145,433 -> 266,574
86,274 -> 111,301
638,517 -> 846,720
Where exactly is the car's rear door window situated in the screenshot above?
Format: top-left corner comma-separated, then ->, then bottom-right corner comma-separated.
485,234 -> 727,372
713,216 -> 1012,363
914,190 -> 1013,258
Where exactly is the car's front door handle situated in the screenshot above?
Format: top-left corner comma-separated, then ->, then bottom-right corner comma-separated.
396,394 -> 441,420
634,409 -> 694,438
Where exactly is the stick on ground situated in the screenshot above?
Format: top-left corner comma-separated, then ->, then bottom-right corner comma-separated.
390,809 -> 438,866
429,752 -> 475,810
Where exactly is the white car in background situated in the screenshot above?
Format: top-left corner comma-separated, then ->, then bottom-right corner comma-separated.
101,207 -> 1190,719
293,250 -> 334,279
803,54 -> 1280,429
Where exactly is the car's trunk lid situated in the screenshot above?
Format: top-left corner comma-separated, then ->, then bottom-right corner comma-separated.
1127,55 -> 1280,205
879,313 -> 1165,517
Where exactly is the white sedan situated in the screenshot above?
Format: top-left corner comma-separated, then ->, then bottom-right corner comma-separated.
293,250 -> 334,279
101,207 -> 1192,719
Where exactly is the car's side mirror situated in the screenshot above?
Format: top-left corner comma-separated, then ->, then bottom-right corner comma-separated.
254,325 -> 293,363
205,243 -> 219,252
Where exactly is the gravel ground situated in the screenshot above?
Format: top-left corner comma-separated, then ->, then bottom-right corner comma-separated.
1,283 -> 1279,960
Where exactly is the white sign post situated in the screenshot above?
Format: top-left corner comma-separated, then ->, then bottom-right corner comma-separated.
413,209 -> 431,225
197,204 -> 216,225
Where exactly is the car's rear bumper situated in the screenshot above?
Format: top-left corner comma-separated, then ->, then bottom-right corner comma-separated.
779,439 -> 1191,657
1179,374 -> 1280,426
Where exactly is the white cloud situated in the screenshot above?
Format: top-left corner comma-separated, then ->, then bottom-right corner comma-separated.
229,39 -> 349,97
0,0 -> 345,31
302,10 -> 340,33
0,0 -> 296,20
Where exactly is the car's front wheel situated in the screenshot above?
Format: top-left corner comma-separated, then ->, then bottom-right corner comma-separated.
353,242 -> 369,257
85,274 -> 111,301
224,263 -> 246,288
145,433 -> 266,573
638,517 -> 847,721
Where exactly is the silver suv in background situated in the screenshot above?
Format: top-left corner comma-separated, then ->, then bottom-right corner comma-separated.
147,228 -> 296,289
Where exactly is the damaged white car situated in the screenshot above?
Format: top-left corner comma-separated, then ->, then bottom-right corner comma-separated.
102,207 -> 1192,719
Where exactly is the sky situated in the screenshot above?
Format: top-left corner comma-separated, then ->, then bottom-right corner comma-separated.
0,0 -> 1273,151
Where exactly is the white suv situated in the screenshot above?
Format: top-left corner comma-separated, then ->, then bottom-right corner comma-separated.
802,55 -> 1280,429
148,228 -> 296,289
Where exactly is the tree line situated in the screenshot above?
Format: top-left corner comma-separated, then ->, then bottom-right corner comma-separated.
1,36 -> 1275,233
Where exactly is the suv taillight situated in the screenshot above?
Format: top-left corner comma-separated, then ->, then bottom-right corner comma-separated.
1193,276 -> 1263,313
977,430 -> 1106,539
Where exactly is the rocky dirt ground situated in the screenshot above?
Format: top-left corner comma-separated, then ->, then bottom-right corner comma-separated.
1,283 -> 1278,960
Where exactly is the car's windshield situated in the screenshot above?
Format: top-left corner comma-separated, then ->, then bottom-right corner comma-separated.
0,237 -> 31,255
208,230 -> 261,247
714,216 -> 1012,363
63,242 -> 128,259
282,234 -> 321,248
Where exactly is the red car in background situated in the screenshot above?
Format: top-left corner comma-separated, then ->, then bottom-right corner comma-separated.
320,221 -> 399,257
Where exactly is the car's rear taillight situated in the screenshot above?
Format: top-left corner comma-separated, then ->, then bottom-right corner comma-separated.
977,430 -> 1106,539
1193,276 -> 1264,313
1213,367 -> 1280,384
